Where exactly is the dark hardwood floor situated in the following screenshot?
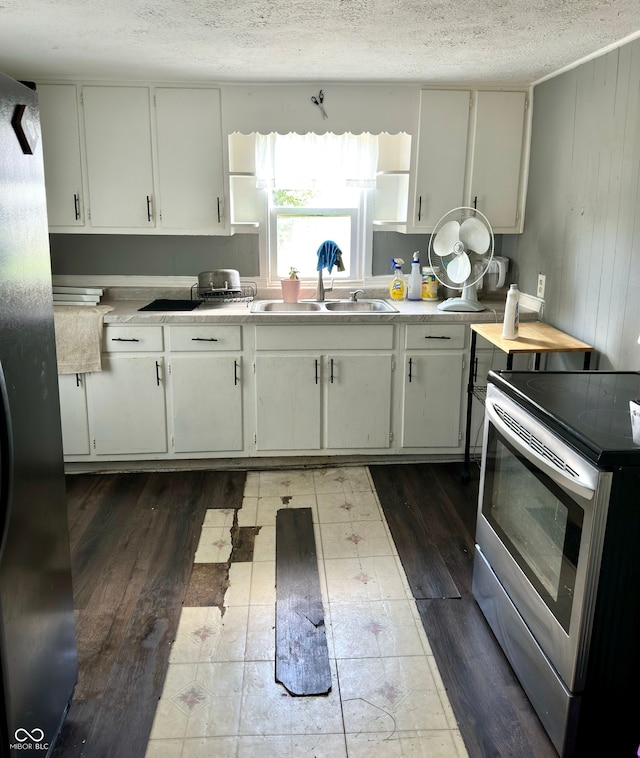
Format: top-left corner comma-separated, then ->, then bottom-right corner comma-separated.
371,462 -> 556,758
53,470 -> 246,758
54,463 -> 555,758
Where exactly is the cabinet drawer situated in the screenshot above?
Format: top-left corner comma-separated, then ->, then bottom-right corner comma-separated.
168,325 -> 242,351
405,324 -> 465,349
103,325 -> 164,352
256,325 -> 394,351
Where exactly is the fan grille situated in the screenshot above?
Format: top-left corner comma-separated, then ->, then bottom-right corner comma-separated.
428,206 -> 494,290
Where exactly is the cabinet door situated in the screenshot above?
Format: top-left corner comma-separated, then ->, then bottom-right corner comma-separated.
410,90 -> 470,231
154,88 -> 226,231
38,84 -> 84,227
401,352 -> 464,448
326,355 -> 392,449
170,354 -> 242,453
468,91 -> 527,232
82,86 -> 155,228
254,355 -> 321,451
58,373 -> 90,455
89,355 -> 167,455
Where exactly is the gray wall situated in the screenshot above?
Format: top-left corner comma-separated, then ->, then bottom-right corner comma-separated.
504,38 -> 640,371
50,233 -> 261,277
49,230 -> 435,278
50,230 -> 503,279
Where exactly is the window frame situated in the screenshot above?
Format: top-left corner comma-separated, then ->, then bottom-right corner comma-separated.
265,189 -> 372,287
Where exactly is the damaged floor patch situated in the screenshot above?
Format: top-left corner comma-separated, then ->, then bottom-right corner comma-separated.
275,507 -> 331,696
146,467 -> 468,758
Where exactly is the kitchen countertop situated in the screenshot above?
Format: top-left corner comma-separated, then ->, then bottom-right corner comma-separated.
101,297 -> 539,325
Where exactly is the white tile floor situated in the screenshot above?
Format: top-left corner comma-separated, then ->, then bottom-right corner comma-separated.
145,467 -> 468,758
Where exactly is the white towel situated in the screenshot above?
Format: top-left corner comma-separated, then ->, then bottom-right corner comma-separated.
53,305 -> 114,374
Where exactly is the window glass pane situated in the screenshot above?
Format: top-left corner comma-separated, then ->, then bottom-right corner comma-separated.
275,214 -> 352,279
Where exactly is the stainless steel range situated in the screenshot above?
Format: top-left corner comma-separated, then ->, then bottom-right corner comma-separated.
472,370 -> 640,758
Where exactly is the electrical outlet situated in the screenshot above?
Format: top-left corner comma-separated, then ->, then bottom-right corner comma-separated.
537,273 -> 546,298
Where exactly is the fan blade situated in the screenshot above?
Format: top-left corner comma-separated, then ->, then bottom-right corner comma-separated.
459,217 -> 490,254
447,253 -> 471,284
433,220 -> 461,257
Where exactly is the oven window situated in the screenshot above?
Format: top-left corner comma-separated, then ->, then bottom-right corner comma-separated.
482,431 -> 584,632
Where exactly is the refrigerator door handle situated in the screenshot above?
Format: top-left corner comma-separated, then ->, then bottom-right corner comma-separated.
0,358 -> 15,561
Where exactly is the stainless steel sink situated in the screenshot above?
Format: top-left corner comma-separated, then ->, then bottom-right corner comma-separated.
251,301 -> 322,312
323,299 -> 398,312
251,298 -> 398,314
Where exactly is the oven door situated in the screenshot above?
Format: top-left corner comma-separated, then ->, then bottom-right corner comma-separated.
475,384 -> 612,692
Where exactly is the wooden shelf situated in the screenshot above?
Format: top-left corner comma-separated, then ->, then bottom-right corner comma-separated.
470,321 -> 594,357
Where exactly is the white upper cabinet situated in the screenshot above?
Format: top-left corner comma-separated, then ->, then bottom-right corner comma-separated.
82,86 -> 156,229
38,83 -> 85,227
39,83 -> 228,234
408,88 -> 529,234
409,90 -> 471,232
154,88 -> 226,232
37,82 -> 529,236
467,91 -> 528,232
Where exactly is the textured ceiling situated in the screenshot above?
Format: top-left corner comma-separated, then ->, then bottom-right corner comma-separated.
1,0 -> 640,85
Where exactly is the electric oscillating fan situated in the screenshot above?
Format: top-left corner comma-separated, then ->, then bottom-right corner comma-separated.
427,206 -> 494,312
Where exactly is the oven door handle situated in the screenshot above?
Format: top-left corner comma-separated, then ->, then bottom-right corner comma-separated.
485,396 -> 598,501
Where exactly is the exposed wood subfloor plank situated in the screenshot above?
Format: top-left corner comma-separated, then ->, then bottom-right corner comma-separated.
275,508 -> 331,696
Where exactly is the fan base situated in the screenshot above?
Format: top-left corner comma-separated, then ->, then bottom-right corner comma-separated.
437,297 -> 486,313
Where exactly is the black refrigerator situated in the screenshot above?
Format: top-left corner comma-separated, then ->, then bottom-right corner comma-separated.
0,72 -> 77,755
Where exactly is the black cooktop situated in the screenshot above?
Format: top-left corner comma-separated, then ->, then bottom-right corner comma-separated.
138,299 -> 201,312
488,370 -> 640,467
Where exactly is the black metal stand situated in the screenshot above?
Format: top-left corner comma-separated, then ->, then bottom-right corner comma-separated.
462,329 -> 592,482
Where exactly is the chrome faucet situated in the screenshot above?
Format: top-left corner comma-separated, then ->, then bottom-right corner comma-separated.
350,289 -> 365,302
316,270 -> 333,301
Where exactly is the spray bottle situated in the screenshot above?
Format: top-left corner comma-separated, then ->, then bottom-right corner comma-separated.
407,251 -> 422,300
389,258 -> 406,300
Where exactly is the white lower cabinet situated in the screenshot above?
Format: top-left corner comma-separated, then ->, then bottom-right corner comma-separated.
167,325 -> 244,453
88,325 -> 167,456
254,355 -> 322,451
400,324 -> 466,449
57,318 -> 499,464
170,355 -> 243,452
254,325 -> 394,453
89,355 -> 168,455
58,373 -> 90,455
326,354 -> 393,449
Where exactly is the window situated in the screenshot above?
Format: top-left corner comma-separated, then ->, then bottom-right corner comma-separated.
227,131 -> 412,284
269,187 -> 363,280
257,133 -> 378,284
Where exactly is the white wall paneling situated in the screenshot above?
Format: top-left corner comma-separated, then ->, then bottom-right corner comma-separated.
507,37 -> 640,370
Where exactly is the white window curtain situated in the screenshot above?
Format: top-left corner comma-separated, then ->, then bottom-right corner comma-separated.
255,132 -> 379,190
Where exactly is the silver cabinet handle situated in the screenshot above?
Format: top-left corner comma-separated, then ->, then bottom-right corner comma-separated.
191,337 -> 218,342
234,360 -> 239,386
424,335 -> 451,340
74,193 -> 81,220
146,195 -> 153,222
217,197 -> 221,224
418,195 -> 422,221
111,337 -> 140,342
